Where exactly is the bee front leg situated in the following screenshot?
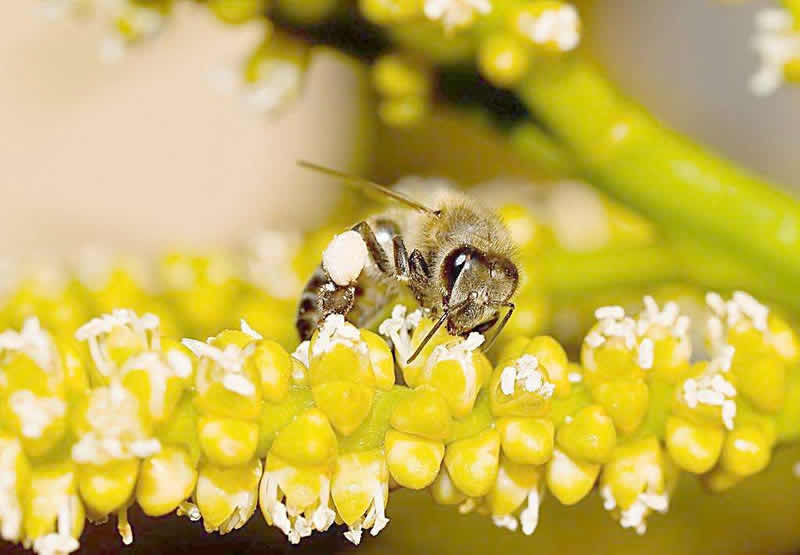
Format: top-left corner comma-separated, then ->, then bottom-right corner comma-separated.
352,221 -> 391,274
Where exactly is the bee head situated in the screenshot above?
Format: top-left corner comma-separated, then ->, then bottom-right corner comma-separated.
441,246 -> 519,336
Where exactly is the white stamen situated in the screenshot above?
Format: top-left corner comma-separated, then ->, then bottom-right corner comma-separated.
749,8 -> 800,96
222,373 -> 256,397
8,391 -> 66,439
240,319 -> 263,340
637,338 -> 654,370
291,341 -> 310,368
344,522 -> 363,545
595,306 -> 625,320
516,3 -> 580,52
492,514 -> 518,532
423,0 -> 491,32
585,331 -> 605,348
519,489 -> 541,535
311,314 -> 366,358
500,366 -> 516,395
568,371 -> 583,383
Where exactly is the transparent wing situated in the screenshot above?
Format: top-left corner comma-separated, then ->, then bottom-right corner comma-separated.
297,160 -> 437,215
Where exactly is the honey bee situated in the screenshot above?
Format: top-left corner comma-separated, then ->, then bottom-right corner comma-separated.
295,161 -> 519,362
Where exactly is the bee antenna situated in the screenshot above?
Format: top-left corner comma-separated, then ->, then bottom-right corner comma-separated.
406,297 -> 471,364
482,302 -> 515,354
406,311 -> 447,364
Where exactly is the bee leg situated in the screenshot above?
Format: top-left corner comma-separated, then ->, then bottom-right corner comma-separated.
407,249 -> 432,304
392,236 -> 410,280
408,249 -> 431,284
319,281 -> 356,318
352,221 -> 391,274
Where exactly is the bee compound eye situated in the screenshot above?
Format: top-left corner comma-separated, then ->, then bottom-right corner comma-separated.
443,246 -> 477,291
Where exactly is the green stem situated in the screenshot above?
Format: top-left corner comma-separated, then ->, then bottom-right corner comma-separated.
515,57 -> 800,289
507,122 -> 577,177
535,241 -> 800,314
536,245 -> 679,298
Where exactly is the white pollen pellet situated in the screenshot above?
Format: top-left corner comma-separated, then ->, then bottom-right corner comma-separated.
322,231 -> 369,286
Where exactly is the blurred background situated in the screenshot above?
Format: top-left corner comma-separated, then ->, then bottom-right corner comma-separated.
1,0 -> 798,257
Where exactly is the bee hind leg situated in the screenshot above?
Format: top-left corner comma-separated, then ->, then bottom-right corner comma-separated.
319,281 -> 356,317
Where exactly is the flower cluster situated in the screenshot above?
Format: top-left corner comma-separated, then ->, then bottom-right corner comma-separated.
0,277 -> 797,555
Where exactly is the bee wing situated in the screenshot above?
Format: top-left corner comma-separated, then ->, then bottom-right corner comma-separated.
297,160 -> 437,215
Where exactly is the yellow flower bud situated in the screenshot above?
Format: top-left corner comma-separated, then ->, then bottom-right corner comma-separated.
23,460 -> 84,551
720,425 -> 771,477
77,459 -> 139,518
390,386 -> 452,441
121,353 -> 188,426
385,430 -> 445,490
428,466 -> 466,506
402,323 -> 488,418
497,417 -> 554,466
331,449 -> 388,526
732,354 -> 785,413
192,353 -> 262,421
486,456 -> 541,517
246,339 -> 292,403
766,313 -> 800,364
260,453 -> 337,543
601,437 -> 667,511
136,445 -> 198,516
556,405 -> 616,464
545,448 -> 600,506
56,335 -> 90,398
360,329 -> 395,391
672,362 -> 737,430
444,429 -> 501,498
257,387 -> 315,457
198,416 -> 259,467
478,33 -> 530,88
270,408 -> 337,466
703,466 -> 742,493
2,389 -> 67,458
590,378 -> 649,436
210,330 -> 255,350
309,341 -> 374,391
313,381 -> 375,437
157,394 -> 202,466
490,354 -> 555,418
528,336 -> 570,397
196,458 -> 262,534
664,416 -> 724,474
645,326 -> 691,384
581,327 -> 642,388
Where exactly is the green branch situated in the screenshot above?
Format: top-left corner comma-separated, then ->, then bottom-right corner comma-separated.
515,57 -> 800,291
